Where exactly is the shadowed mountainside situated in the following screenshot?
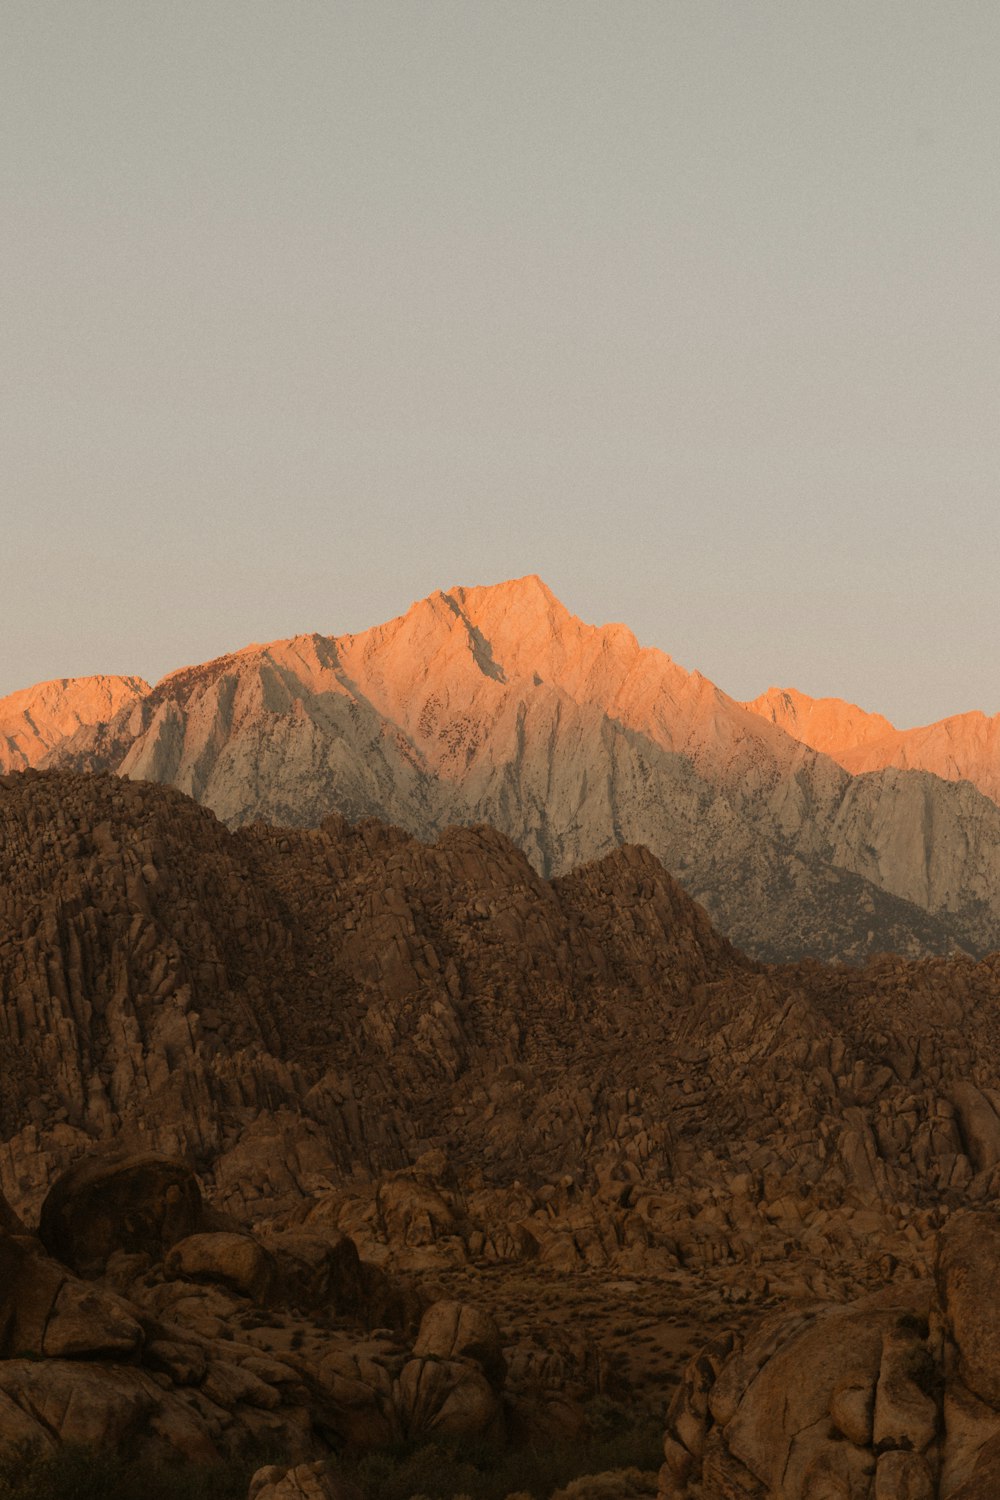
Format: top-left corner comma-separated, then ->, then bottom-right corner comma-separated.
5,769 -> 1000,1288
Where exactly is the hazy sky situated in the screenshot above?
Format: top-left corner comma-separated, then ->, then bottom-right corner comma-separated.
3,3 -> 998,725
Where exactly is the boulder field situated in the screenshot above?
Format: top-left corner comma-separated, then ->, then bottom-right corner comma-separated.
2,770 -> 1000,1495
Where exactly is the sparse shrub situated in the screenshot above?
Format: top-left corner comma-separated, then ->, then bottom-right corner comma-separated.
0,1441 -> 272,1500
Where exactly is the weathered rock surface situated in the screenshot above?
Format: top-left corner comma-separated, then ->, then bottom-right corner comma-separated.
17,575 -> 1000,961
2,767 -> 1000,1306
4,769 -> 1000,1493
661,1211 -> 1000,1499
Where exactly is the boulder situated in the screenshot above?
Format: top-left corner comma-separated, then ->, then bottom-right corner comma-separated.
873,1450 -> 934,1499
937,1211 -> 1000,1409
39,1153 -> 204,1276
397,1355 -> 502,1442
0,1234 -> 142,1359
165,1232 -> 275,1301
663,1284 -> 933,1499
260,1228 -> 367,1314
412,1299 -> 506,1384
314,1349 -> 398,1449
0,1362 -> 215,1452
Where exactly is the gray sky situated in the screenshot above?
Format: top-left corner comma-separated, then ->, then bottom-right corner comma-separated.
2,2 -> 998,726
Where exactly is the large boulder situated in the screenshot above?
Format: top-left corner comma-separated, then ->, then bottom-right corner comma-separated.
0,1234 -> 142,1359
397,1355 -> 502,1442
661,1282 -> 937,1499
165,1232 -> 276,1301
412,1299 -> 506,1385
0,1360 -> 216,1460
39,1153 -> 204,1275
937,1210 -> 1000,1408
314,1349 -> 398,1448
259,1228 -> 368,1315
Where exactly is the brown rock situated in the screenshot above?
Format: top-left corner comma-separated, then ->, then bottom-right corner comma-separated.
261,1229 -> 367,1315
166,1232 -> 275,1301
248,1462 -> 361,1500
41,1278 -> 144,1359
829,1370 -> 876,1447
872,1324 -> 939,1454
397,1355 -> 502,1442
0,1234 -> 142,1359
873,1451 -> 934,1499
412,1300 -> 506,1385
937,1212 -> 1000,1408
947,1431 -> 1000,1500
314,1349 -> 398,1449
39,1154 -> 204,1276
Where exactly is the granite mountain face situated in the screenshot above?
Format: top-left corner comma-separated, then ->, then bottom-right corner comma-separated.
747,682 -> 1000,806
0,673 -> 148,773
6,575 -> 999,963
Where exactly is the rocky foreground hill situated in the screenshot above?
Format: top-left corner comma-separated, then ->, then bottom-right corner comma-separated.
7,576 -> 1000,963
5,770 -> 1000,1495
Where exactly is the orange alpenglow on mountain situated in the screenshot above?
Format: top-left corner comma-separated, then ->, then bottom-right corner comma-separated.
0,674 -> 149,773
5,575 -> 1000,963
745,684 -> 1000,806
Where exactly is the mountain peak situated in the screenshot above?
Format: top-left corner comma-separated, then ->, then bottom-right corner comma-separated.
745,685 -> 896,750
0,674 -> 150,773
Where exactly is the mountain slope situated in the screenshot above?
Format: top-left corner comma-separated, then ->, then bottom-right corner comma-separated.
8,576 -> 998,960
0,673 -> 148,773
748,684 -> 1000,806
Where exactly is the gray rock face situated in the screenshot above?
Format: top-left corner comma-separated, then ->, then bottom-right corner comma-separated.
23,576 -> 1000,962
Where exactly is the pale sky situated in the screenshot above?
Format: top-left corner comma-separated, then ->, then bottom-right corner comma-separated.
2,2 -> 998,726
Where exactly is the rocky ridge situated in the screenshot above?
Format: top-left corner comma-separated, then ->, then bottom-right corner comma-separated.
748,684 -> 1000,808
6,768 -> 1000,1273
11,576 -> 1000,962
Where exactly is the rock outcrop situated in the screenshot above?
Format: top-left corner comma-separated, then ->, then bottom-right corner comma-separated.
0,1150 -> 528,1468
662,1209 -> 1000,1500
2,769 -> 1000,1306
12,576 -> 1000,961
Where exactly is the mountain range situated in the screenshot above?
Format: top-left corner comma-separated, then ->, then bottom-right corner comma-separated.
5,575 -> 1000,962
